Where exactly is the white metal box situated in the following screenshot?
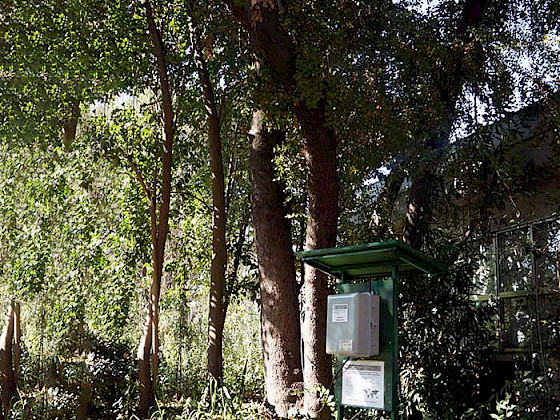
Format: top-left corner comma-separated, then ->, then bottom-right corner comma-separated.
326,292 -> 380,357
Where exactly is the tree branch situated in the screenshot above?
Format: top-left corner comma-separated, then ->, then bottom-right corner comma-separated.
171,189 -> 212,212
116,146 -> 153,203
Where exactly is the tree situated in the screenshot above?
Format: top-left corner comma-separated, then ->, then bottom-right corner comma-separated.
249,110 -> 303,416
223,2 -> 341,417
401,0 -> 491,249
191,32 -> 228,383
357,0 -> 560,250
0,301 -> 20,418
176,1 -> 256,384
87,2 -> 179,415
0,0 -> 146,148
131,3 -> 176,416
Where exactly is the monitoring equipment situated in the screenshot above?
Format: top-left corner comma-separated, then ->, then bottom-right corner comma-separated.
326,292 -> 380,357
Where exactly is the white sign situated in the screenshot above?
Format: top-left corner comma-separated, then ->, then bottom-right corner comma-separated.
332,303 -> 348,323
341,360 -> 385,409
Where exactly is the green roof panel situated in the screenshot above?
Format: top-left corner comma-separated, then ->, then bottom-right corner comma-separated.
295,240 -> 443,280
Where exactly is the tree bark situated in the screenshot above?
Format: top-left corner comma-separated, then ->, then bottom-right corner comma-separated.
224,3 -> 339,417
224,1 -> 295,87
371,166 -> 405,239
0,302 -> 17,417
225,209 -> 250,310
138,311 -> 154,419
76,379 -> 92,420
62,100 -> 80,152
194,41 -> 228,383
76,325 -> 92,420
249,110 -> 303,417
296,104 -> 339,420
12,303 -> 19,385
137,2 -> 175,417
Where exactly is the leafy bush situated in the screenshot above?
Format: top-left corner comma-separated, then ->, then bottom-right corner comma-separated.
463,369 -> 560,419
396,237 -> 497,418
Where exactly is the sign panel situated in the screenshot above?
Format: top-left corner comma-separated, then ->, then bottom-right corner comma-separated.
332,303 -> 349,323
341,360 -> 385,409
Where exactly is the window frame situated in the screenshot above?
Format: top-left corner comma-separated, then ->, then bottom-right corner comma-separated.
490,216 -> 559,353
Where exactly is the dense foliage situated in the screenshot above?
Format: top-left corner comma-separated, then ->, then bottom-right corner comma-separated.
0,0 -> 559,419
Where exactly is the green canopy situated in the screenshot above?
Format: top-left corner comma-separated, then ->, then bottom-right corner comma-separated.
295,240 -> 443,279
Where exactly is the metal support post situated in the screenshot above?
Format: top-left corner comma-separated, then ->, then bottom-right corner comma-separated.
391,265 -> 399,420
337,271 -> 347,420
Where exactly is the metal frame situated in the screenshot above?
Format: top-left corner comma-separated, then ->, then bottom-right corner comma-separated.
492,216 -> 560,353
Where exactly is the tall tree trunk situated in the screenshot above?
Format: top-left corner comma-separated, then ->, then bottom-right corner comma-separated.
0,302 -> 17,417
249,110 -> 303,417
224,3 -> 339,416
76,379 -> 92,420
403,0 -> 489,249
296,105 -> 339,420
137,2 -> 175,417
138,310 -> 154,418
138,245 -> 162,419
62,100 -> 80,152
76,332 -> 92,420
403,165 -> 436,249
194,42 -> 228,383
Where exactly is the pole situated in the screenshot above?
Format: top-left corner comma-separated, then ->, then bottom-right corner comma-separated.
391,265 -> 399,420
336,271 -> 347,420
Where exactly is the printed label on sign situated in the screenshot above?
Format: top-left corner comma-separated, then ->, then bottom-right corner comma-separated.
332,304 -> 348,322
341,360 -> 385,409
341,339 -> 353,352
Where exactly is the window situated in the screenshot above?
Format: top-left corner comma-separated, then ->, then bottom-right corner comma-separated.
478,217 -> 560,353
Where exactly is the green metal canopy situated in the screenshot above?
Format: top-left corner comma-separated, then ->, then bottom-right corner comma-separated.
296,240 -> 443,418
295,240 -> 443,279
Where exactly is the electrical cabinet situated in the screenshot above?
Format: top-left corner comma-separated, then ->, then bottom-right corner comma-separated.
326,292 -> 380,357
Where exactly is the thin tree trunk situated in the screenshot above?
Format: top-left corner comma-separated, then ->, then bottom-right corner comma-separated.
296,105 -> 339,420
140,240 -> 163,418
372,167 -> 405,238
194,42 -> 228,383
62,100 -> 80,152
249,110 -> 303,417
138,311 -> 154,419
136,2 -> 175,417
0,302 -> 17,417
224,209 -> 250,316
12,303 -> 19,385
227,210 -> 250,301
76,323 -> 92,420
76,380 -> 92,420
